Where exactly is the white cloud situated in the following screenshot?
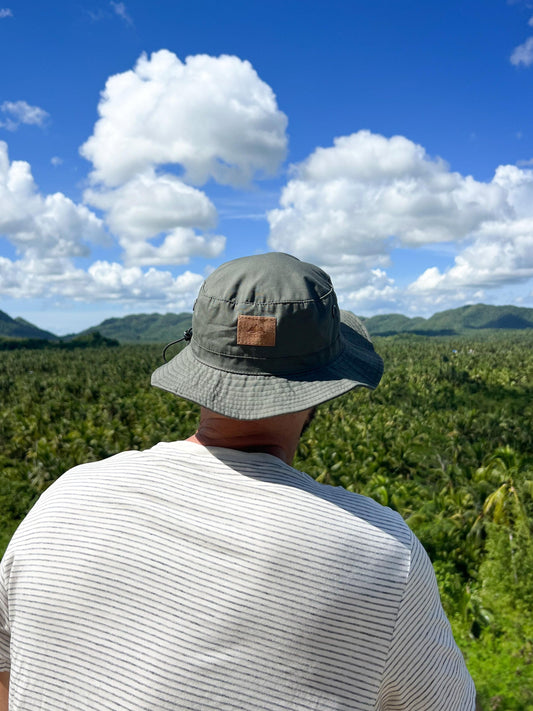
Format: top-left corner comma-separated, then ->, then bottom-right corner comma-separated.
118,229 -> 225,267
0,8 -> 12,18
1,51 -> 290,307
110,1 -> 132,25
269,131 -> 508,256
0,101 -> 49,131
342,269 -> 398,311
511,36 -> 533,66
0,257 -> 85,300
85,171 -> 224,266
408,165 -> 533,296
267,130 -> 533,309
80,50 -> 288,188
0,141 -> 108,260
408,221 -> 533,295
51,156 -> 63,167
78,51 -> 285,270
0,255 -> 204,307
0,141 -> 211,306
82,262 -> 202,302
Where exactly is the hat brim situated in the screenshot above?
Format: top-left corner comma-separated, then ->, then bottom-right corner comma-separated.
151,310 -> 383,420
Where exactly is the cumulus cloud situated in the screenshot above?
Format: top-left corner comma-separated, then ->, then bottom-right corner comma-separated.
83,262 -> 203,302
269,131 -> 508,252
0,101 -> 49,131
267,130 -> 533,308
0,142 -> 213,305
51,156 -> 63,167
511,36 -> 533,66
409,221 -> 533,295
408,166 -> 533,297
85,171 -> 224,266
77,50 -> 287,272
0,8 -> 12,18
0,257 -> 85,300
0,255 -> 204,307
0,141 -> 108,260
119,229 -> 225,267
80,50 -> 288,187
340,269 -> 398,312
1,51 -> 290,307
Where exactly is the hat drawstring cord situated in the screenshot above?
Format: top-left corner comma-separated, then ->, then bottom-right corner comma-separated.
162,328 -> 193,362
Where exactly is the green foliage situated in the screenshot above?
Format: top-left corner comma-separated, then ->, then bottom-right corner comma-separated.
0,330 -> 119,351
458,520 -> 533,710
1,332 -> 532,708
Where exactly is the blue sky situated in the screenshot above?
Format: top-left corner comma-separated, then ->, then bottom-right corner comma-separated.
1,0 -> 533,334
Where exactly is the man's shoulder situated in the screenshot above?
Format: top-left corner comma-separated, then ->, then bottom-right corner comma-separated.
296,466 -> 413,551
15,441 -> 414,560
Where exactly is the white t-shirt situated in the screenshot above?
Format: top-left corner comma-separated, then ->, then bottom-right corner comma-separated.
0,441 -> 475,710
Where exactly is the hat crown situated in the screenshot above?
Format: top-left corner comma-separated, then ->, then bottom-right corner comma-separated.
203,252 -> 332,303
191,253 -> 342,375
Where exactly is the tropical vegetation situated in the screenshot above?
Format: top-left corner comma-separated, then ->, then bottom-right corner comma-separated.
1,332 -> 532,709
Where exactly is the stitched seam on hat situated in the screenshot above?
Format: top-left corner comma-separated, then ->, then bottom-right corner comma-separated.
191,335 -> 342,362
201,287 -> 334,305
189,341 -> 349,377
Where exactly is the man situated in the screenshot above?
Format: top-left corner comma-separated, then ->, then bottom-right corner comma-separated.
0,252 -> 475,709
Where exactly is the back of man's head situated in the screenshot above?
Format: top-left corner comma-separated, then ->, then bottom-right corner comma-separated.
152,252 -> 383,420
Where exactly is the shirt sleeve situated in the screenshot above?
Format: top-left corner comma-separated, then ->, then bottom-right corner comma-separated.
376,531 -> 476,711
0,558 -> 11,672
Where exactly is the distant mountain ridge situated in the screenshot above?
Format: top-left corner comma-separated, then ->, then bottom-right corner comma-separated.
361,304 -> 533,336
81,312 -> 193,343
1,304 -> 532,344
0,310 -> 57,340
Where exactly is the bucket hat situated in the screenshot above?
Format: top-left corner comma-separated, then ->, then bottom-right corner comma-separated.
151,252 -> 383,420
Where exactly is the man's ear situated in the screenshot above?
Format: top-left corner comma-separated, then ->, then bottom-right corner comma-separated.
300,407 -> 317,437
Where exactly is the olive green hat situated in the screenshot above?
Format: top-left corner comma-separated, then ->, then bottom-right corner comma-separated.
151,252 -> 383,420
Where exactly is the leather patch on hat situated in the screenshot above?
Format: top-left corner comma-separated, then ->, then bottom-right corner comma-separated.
237,315 -> 276,347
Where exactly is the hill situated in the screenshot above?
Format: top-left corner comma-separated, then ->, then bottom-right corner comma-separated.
81,303 -> 533,341
2,304 -> 532,344
0,310 -> 58,340
81,312 -> 192,343
362,304 -> 533,336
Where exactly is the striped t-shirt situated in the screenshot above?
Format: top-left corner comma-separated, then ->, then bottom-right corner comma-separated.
0,441 -> 475,710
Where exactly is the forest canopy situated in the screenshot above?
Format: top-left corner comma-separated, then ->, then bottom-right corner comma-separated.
1,333 -> 532,709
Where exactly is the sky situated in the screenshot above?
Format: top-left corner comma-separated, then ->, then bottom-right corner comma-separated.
1,0 -> 533,335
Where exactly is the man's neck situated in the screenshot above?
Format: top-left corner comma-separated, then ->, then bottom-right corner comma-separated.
186,433 -> 287,463
186,407 -> 315,465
